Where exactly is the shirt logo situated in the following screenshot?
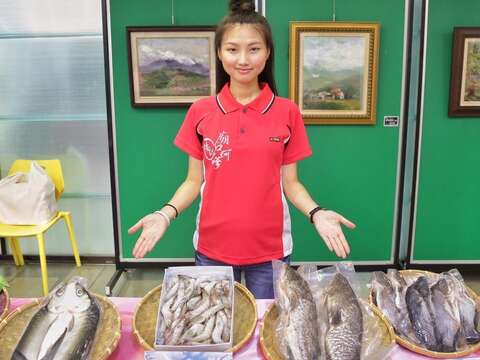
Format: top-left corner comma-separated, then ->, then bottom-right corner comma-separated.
203,131 -> 232,169
269,137 -> 281,142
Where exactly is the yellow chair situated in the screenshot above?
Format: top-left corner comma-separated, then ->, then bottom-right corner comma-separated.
0,160 -> 81,295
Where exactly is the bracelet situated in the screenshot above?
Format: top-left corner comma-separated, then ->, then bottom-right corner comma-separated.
309,206 -> 325,223
154,210 -> 171,226
163,203 -> 179,219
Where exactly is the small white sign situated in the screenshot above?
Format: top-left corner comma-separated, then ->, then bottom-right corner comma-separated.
384,116 -> 399,127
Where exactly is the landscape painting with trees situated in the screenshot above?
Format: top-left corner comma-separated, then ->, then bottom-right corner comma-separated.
289,22 -> 380,124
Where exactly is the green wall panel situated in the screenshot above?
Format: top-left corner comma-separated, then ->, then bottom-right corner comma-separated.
412,0 -> 480,262
110,0 -> 405,262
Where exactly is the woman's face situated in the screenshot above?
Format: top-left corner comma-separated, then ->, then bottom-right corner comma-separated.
218,24 -> 270,88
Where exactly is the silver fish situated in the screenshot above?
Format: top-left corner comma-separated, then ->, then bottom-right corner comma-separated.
156,274 -> 233,347
160,295 -> 175,328
171,279 -> 186,312
406,276 -> 439,351
220,309 -> 231,343
218,310 -> 230,343
180,323 -> 204,343
431,278 -> 463,352
212,312 -> 225,344
276,264 -> 319,360
186,295 -> 202,310
445,271 -> 480,344
388,270 -> 408,310
163,275 -> 180,301
191,304 -> 224,324
373,271 -> 417,343
165,318 -> 186,345
185,290 -> 210,320
324,273 -> 363,360
12,279 -> 100,360
190,315 -> 216,343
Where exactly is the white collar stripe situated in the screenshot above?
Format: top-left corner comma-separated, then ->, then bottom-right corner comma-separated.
216,95 -> 227,114
262,94 -> 275,114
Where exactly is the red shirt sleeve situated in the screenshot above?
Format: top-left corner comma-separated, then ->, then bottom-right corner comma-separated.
174,103 -> 204,160
282,104 -> 313,165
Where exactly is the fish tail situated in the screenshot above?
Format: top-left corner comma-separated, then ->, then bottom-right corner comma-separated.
466,330 -> 480,344
10,350 -> 28,360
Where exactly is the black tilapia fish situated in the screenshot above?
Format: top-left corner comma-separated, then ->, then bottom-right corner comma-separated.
430,278 -> 463,352
11,278 -> 101,360
324,273 -> 362,360
406,276 -> 439,351
276,264 -> 319,360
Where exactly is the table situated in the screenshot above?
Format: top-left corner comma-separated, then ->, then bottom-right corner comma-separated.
10,298 -> 480,359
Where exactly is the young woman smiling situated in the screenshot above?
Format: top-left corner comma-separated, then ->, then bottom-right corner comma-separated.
130,0 -> 356,298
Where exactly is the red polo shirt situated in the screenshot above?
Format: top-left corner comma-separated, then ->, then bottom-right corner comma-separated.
174,83 -> 312,265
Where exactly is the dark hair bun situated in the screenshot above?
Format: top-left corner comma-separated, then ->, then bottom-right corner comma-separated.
229,0 -> 255,14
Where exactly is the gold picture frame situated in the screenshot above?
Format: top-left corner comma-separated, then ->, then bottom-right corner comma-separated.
289,22 -> 380,125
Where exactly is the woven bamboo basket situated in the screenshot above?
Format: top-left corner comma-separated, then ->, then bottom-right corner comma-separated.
259,300 -> 395,360
133,281 -> 257,352
368,269 -> 480,358
0,294 -> 121,360
0,288 -> 10,323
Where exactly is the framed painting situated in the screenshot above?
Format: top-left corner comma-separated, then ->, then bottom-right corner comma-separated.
289,22 -> 380,125
127,26 -> 216,108
449,27 -> 480,117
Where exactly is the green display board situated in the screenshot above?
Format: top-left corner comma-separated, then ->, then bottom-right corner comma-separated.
411,0 -> 480,263
109,0 -> 406,263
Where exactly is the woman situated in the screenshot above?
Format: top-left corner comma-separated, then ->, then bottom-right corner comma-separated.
130,0 -> 356,298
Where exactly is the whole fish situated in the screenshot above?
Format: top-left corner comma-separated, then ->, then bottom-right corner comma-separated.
444,272 -> 480,344
386,270 -> 418,343
388,270 -> 407,310
12,279 -> 100,360
430,278 -> 463,352
276,264 -> 319,360
372,272 -> 398,320
324,273 -> 362,360
406,276 -> 439,351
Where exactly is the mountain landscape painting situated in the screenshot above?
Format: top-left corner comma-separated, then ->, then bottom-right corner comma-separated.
137,37 -> 211,97
128,27 -> 215,107
301,35 -> 367,112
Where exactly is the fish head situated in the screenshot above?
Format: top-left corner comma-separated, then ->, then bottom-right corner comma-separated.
433,278 -> 450,295
412,276 -> 430,298
389,269 -> 407,288
329,273 -> 353,295
326,273 -> 358,315
277,264 -> 312,311
47,280 -> 92,314
372,271 -> 391,290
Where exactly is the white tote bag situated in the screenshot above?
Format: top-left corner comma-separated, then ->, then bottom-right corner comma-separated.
0,161 -> 58,225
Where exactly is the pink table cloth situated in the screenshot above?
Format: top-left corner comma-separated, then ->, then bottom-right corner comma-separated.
10,297 -> 480,359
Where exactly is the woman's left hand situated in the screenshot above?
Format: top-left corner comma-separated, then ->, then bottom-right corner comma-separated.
312,210 -> 356,259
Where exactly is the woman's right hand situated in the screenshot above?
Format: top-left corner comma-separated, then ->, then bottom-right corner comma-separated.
129,213 -> 169,258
